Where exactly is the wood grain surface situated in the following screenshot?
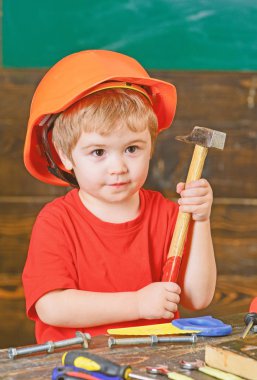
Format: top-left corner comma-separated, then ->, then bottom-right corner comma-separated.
0,313 -> 248,380
0,68 -> 256,349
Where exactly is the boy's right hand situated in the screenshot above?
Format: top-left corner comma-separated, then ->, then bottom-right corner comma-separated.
136,282 -> 181,320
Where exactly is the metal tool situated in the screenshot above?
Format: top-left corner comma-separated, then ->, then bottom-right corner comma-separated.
162,126 -> 226,282
242,312 -> 257,339
108,334 -> 197,348
179,360 -> 244,380
172,316 -> 232,337
62,351 -> 156,380
242,297 -> 257,338
146,365 -> 193,380
179,360 -> 205,370
8,331 -> 91,359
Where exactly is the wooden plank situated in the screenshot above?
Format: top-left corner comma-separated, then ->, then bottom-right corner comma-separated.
1,67 -> 257,352
1,69 -> 257,197
0,119 -> 69,196
0,299 -> 35,348
1,69 -> 257,121
180,275 -> 257,319
1,117 -> 257,197
0,273 -> 35,348
0,313 -> 247,379
153,70 -> 257,121
205,335 -> 257,380
0,273 -> 256,349
0,200 -> 45,272
1,200 -> 256,274
2,116 -> 256,197
0,68 -> 70,196
211,203 -> 257,276
146,119 -> 257,198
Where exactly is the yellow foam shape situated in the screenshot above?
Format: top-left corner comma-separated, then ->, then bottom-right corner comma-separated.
107,322 -> 199,336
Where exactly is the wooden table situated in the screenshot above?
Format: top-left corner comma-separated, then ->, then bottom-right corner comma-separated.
0,314 -> 246,380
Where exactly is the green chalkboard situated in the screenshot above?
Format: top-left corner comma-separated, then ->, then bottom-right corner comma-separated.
2,0 -> 257,69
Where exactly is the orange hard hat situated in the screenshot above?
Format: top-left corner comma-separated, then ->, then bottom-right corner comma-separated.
24,50 -> 177,186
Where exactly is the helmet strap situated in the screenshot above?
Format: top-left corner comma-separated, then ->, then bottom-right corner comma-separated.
41,117 -> 79,188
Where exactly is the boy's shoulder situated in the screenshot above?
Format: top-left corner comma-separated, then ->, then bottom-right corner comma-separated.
38,189 -> 78,218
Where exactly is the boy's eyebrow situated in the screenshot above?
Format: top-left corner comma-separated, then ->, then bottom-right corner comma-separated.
81,144 -> 106,150
126,139 -> 147,145
81,139 -> 147,150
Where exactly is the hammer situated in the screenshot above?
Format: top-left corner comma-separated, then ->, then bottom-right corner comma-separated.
162,126 -> 226,282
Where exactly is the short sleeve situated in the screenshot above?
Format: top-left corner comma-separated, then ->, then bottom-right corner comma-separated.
22,207 -> 78,320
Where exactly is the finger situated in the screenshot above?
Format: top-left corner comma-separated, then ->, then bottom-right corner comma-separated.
164,301 -> 178,313
162,310 -> 175,320
165,300 -> 178,313
179,204 -> 209,214
178,196 -> 208,206
180,187 -> 210,198
186,179 -> 209,189
163,282 -> 181,294
166,292 -> 180,304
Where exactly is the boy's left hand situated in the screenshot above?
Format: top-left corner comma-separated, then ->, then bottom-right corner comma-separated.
176,179 -> 213,222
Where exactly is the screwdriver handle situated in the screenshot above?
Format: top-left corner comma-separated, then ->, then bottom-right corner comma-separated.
62,351 -> 132,379
250,297 -> 257,312
52,366 -> 121,380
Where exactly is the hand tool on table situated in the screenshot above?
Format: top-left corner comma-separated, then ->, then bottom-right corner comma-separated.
172,316 -> 232,337
179,360 -> 244,380
146,364 -> 194,380
62,351 -> 155,380
108,334 -> 197,348
53,374 -> 91,380
162,126 -> 226,282
52,366 -> 121,380
242,312 -> 257,339
241,297 -> 257,338
8,331 -> 91,359
52,367 -> 104,380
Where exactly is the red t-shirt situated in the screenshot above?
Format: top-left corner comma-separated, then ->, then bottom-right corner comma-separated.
22,188 -> 179,343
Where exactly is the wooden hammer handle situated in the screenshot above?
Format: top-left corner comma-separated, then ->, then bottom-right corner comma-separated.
162,144 -> 208,282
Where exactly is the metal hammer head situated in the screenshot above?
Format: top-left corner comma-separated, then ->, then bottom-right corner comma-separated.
176,126 -> 226,150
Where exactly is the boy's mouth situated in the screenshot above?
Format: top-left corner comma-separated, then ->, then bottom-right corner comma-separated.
109,181 -> 130,187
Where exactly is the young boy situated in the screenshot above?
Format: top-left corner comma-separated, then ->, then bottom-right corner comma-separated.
22,50 -> 216,343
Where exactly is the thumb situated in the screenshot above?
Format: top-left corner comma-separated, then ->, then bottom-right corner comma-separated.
176,182 -> 185,194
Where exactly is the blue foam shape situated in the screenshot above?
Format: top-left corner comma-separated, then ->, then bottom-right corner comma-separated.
172,315 -> 232,336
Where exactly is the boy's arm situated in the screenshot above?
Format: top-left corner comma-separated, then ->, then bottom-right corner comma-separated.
179,218 -> 216,309
176,179 -> 216,310
35,282 -> 181,327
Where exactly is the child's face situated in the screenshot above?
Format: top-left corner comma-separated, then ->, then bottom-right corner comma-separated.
61,124 -> 152,204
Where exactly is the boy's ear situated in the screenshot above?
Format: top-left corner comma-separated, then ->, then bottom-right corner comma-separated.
56,148 -> 73,171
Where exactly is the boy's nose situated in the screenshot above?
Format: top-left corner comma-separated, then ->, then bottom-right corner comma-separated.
108,156 -> 128,175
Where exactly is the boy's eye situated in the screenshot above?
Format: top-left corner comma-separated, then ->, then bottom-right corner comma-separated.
126,145 -> 138,153
92,149 -> 105,157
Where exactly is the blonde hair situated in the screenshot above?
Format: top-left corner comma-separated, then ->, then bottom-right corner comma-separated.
52,88 -> 158,161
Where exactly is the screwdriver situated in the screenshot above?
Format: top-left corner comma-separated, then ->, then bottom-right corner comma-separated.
62,351 -> 156,380
52,370 -> 100,380
242,297 -> 257,339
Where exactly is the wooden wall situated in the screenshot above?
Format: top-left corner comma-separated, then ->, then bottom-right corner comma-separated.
0,69 -> 257,348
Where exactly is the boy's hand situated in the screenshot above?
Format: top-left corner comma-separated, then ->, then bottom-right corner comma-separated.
136,282 -> 181,320
176,179 -> 213,221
